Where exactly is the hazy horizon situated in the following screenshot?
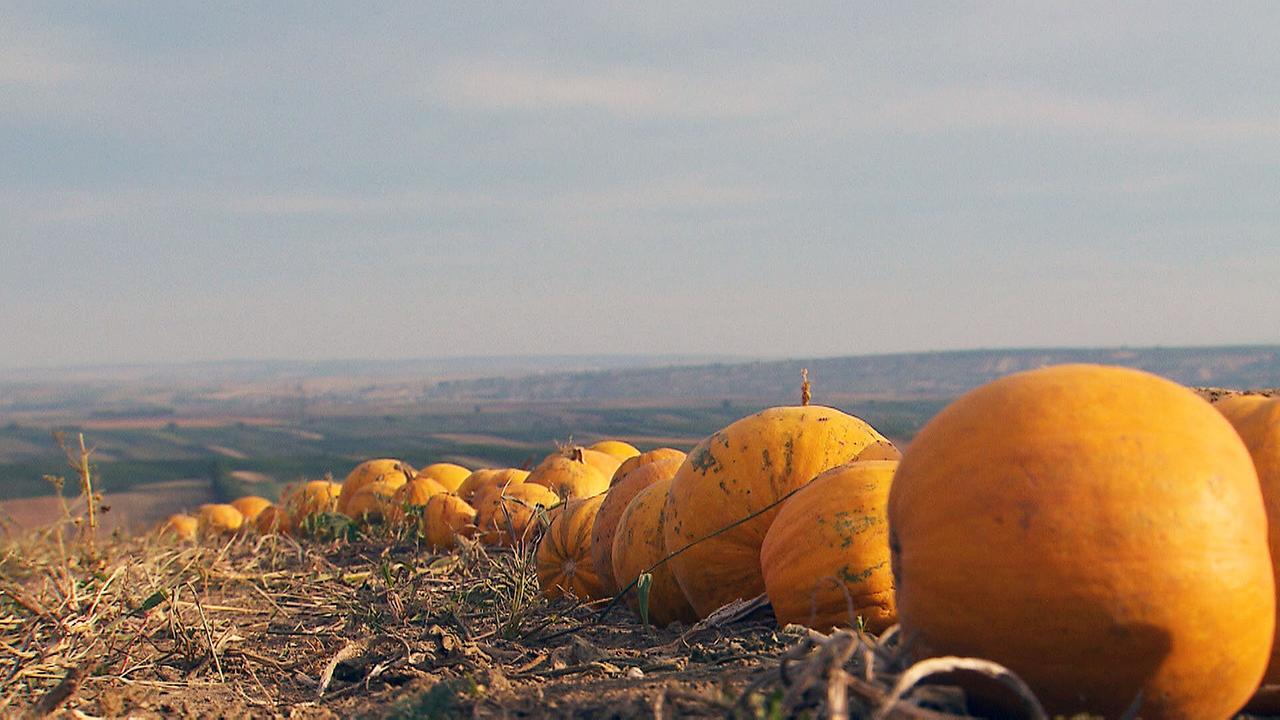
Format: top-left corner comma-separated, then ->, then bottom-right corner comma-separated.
4,3 -> 1278,369
5,341 -> 1280,376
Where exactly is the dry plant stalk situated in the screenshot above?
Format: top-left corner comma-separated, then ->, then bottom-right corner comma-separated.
51,431 -> 100,563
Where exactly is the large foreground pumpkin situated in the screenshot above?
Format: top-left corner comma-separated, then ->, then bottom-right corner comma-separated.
889,364 -> 1274,718
611,477 -> 698,626
1215,394 -> 1280,683
664,406 -> 889,616
760,460 -> 897,632
536,495 -> 608,600
590,458 -> 683,595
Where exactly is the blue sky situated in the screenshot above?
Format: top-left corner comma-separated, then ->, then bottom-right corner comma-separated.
3,2 -> 1278,368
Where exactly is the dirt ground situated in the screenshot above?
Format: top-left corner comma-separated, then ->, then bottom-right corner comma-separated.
0,525 -> 1052,720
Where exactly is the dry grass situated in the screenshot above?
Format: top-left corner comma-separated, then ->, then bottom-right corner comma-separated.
3,447 -> 1265,719
0,512 -> 1056,719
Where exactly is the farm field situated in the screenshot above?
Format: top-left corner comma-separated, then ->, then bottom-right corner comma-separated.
8,3 -> 1280,715
0,397 -> 945,533
0,532 -> 906,718
3,359 -> 1279,717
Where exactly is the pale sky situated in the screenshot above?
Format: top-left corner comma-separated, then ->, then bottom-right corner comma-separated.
3,2 -> 1278,369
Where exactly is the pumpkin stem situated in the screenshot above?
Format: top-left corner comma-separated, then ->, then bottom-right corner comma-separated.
801,368 -> 811,407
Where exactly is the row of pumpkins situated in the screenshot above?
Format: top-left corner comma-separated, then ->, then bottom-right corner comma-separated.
157,364 -> 1280,719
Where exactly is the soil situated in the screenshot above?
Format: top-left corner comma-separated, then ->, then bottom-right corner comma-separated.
2,534 -> 832,719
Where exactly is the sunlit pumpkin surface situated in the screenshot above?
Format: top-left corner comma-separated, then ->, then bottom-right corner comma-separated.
890,364 -> 1274,718
663,405 -> 888,617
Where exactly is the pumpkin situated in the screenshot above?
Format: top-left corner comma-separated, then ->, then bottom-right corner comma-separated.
851,439 -> 901,462
421,493 -> 477,549
385,477 -> 448,527
474,482 -> 560,546
611,447 -> 686,487
889,364 -> 1274,718
344,479 -> 401,523
536,495 -> 608,600
527,448 -> 610,501
611,477 -> 698,626
760,460 -> 897,632
286,480 -> 342,523
414,462 -> 471,492
663,405 -> 888,616
468,471 -> 531,522
589,440 -> 641,460
590,458 -> 683,595
338,459 -> 414,515
157,513 -> 198,541
254,505 -> 294,535
1215,394 -> 1280,683
543,445 -> 623,477
579,447 -> 623,477
456,468 -> 528,504
229,496 -> 272,522
197,503 -> 245,535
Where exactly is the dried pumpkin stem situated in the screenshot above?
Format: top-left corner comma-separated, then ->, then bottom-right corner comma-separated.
801,368 -> 811,407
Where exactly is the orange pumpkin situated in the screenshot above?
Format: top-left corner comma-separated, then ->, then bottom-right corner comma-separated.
385,477 -> 448,527
421,493 -> 477,549
474,482 -> 560,546
760,460 -> 897,632
851,439 -> 901,462
338,459 -> 414,515
457,468 -> 527,504
157,513 -> 198,541
536,495 -> 608,600
578,447 -> 623,477
611,447 -> 686,487
663,405 -> 888,616
611,477 -> 698,626
1215,394 -> 1280,683
197,503 -> 244,535
286,479 -> 342,524
588,440 -> 641,460
543,445 -> 623,478
455,468 -> 498,503
889,364 -> 1274,718
254,505 -> 294,535
229,496 -> 272,522
527,449 -> 609,501
344,479 -> 401,523
414,462 -> 471,492
590,458 -> 683,595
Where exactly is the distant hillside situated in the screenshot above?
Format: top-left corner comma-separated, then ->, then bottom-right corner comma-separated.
424,346 -> 1280,402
